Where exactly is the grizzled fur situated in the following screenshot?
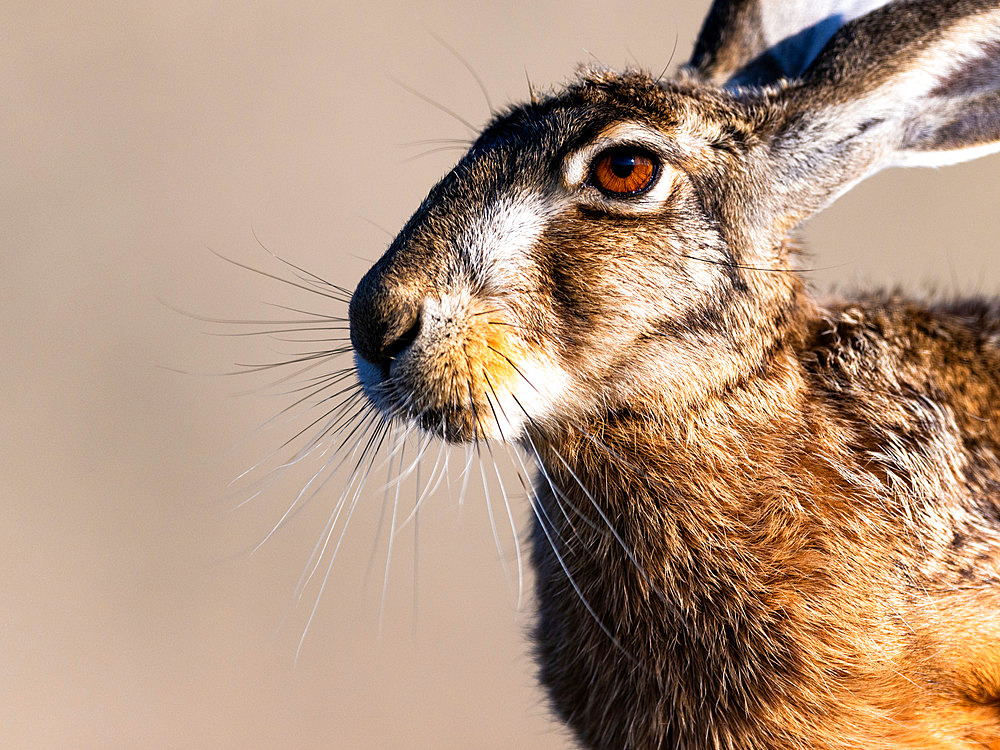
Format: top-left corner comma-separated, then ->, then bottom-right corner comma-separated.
349,0 -> 1000,747
530,292 -> 1000,749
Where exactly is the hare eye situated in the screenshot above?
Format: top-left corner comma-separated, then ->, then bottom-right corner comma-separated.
590,147 -> 659,197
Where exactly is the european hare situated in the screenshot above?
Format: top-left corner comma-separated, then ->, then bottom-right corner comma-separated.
344,0 -> 1000,747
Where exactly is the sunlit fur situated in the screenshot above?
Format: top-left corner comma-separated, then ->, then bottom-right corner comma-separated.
338,1 -> 1000,748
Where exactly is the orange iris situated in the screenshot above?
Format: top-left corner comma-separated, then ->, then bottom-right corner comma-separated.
591,148 -> 657,196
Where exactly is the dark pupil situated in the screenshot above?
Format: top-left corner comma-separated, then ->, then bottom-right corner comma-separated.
609,154 -> 636,179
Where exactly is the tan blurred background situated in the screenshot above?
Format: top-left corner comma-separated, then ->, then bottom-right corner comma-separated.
4,1 -> 1000,748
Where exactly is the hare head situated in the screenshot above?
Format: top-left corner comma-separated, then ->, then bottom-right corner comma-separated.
350,0 -> 1000,449
345,0 -> 1000,747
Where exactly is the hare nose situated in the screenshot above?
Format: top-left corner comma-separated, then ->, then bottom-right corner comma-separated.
349,284 -> 423,378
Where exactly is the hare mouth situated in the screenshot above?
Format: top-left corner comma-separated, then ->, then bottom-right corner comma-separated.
354,357 -> 477,441
355,380 -> 500,446
357,350 -> 530,444
354,299 -> 570,444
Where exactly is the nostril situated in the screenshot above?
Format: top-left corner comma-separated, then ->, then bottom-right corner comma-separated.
348,265 -> 423,379
380,312 -> 422,376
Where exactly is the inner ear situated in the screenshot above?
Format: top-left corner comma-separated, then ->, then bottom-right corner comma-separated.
733,15 -> 848,86
903,92 -> 1000,160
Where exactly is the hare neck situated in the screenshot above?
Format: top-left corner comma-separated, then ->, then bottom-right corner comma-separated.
527,331 -> 861,748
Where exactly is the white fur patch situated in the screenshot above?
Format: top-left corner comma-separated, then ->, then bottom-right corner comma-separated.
458,191 -> 553,286
491,354 -> 571,441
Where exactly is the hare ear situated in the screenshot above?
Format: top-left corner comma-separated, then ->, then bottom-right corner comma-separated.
688,0 -> 891,86
750,0 -> 1000,239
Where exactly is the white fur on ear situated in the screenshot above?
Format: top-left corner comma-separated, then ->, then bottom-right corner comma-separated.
893,140 -> 1000,168
746,0 -> 890,80
751,1 -> 1000,235
893,11 -> 1000,166
689,0 -> 893,86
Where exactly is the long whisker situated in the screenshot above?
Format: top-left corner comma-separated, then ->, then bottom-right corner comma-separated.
206,247 -> 350,303
254,375 -> 360,435
261,302 -> 349,320
402,145 -> 473,164
513,456 -> 645,670
476,380 -> 518,597
479,449 -> 513,591
230,387 -> 366,497
296,416 -> 391,661
425,27 -> 494,115
489,351 -> 664,591
389,75 -> 479,135
208,326 -> 349,339
251,228 -> 354,298
400,137 -> 473,149
458,441 -> 475,507
296,414 -> 390,598
503,378 -> 670,607
655,31 -> 681,84
282,411 -> 386,560
379,437 -> 406,636
669,246 -> 844,275
546,439 -> 674,611
396,433 -> 449,531
162,303 -> 347,328
481,370 -> 525,606
254,406 -> 379,552
364,423 -> 399,588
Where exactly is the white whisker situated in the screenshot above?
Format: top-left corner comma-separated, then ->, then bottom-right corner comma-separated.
515,450 -> 644,669
481,374 -> 524,606
379,438 -> 405,638
295,417 -> 390,662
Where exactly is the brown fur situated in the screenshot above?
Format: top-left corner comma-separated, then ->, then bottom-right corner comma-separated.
529,293 -> 1000,748
347,1 -> 1000,747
